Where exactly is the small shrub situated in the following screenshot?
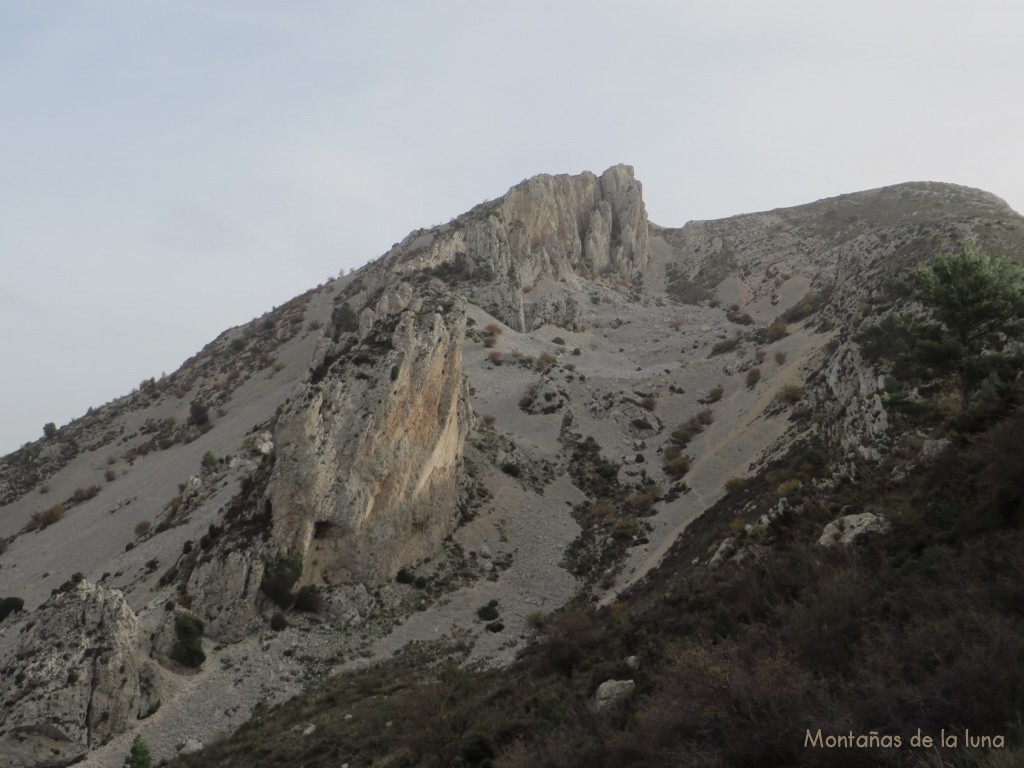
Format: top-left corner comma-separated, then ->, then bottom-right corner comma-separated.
43,422 -> 58,439
134,520 -> 151,538
766,318 -> 788,342
710,337 -> 740,356
745,367 -> 762,389
260,553 -> 303,609
0,597 -> 25,622
294,585 -> 322,613
201,451 -> 217,470
777,478 -> 801,496
270,612 -> 288,631
27,503 -> 66,531
500,462 -> 521,478
105,469 -> 117,482
477,601 -> 499,621
72,486 -> 100,502
724,477 -> 745,492
189,400 -> 210,427
123,735 -> 153,768
485,323 -> 504,335
535,352 -> 557,371
664,454 -> 692,479
170,613 -> 205,668
169,495 -> 183,514
782,291 -> 821,322
488,350 -> 503,365
396,568 -> 415,585
551,336 -> 566,345
626,490 -> 658,512
775,350 -> 788,364
631,418 -> 653,431
778,384 -> 804,404
482,414 -> 496,427
706,385 -> 724,403
482,335 -> 498,348
697,409 -> 715,425
331,302 -> 358,334
755,348 -> 767,363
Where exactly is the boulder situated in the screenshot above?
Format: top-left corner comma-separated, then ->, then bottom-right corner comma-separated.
817,512 -> 889,547
594,679 -> 635,711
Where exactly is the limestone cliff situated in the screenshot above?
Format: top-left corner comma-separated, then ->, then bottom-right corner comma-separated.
379,164 -> 650,331
267,292 -> 471,587
0,581 -> 159,755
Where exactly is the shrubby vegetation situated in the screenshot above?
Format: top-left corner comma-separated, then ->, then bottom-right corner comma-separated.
0,596 -> 24,622
170,613 -> 205,668
260,552 -> 303,609
860,245 -> 1024,430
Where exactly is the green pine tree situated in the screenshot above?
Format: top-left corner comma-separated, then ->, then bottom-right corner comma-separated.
123,735 -> 152,768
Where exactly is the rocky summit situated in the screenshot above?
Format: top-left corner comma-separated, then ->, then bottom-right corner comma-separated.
2,165 -> 1023,767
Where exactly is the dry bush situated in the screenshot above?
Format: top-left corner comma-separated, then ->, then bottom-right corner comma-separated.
72,486 -> 100,502
776,478 -> 801,496
535,352 -> 556,372
697,409 -> 715,425
710,337 -> 740,356
664,453 -> 692,479
27,504 -> 65,532
775,350 -> 787,364
626,490 -> 658,512
488,350 -> 503,365
766,318 -> 788,341
640,395 -> 657,412
745,367 -> 762,388
778,384 -> 804,404
482,335 -> 497,348
706,384 -> 724,403
105,469 -> 117,482
484,323 -> 503,335
755,348 -> 767,363
135,520 -> 151,537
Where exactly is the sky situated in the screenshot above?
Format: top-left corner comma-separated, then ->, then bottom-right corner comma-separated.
2,0 -> 1023,455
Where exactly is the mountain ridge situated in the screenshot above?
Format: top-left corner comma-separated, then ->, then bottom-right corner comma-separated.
2,165 -> 1023,766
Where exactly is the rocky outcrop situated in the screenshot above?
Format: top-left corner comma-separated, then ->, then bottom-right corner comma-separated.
593,679 -> 636,711
380,164 -> 650,331
186,550 -> 266,643
817,512 -> 889,547
268,294 -> 472,589
0,581 -> 159,752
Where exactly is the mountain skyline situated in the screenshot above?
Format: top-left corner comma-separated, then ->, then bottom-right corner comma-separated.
4,1 -> 1024,455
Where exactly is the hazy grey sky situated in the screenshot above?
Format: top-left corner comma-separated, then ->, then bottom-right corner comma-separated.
3,1 -> 1023,455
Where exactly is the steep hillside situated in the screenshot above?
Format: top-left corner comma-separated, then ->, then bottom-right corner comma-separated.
1,166 -> 1022,767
